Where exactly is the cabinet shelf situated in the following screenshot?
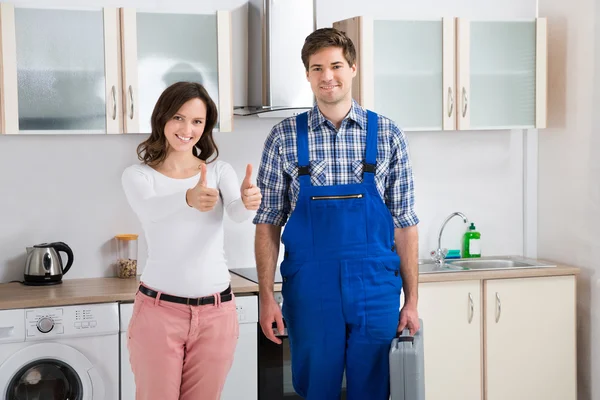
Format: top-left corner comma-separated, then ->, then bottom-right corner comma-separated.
471,70 -> 534,76
375,71 -> 441,77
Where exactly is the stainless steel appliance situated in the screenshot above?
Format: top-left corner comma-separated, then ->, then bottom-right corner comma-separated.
24,242 -> 74,286
229,268 -> 347,399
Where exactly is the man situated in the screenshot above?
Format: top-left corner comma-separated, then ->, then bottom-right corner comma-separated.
253,27 -> 420,400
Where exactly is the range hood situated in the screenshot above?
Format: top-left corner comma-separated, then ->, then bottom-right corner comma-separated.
234,0 -> 315,118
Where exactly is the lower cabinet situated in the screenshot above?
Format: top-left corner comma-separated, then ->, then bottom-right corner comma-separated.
418,274 -> 576,400
419,280 -> 483,400
485,275 -> 577,400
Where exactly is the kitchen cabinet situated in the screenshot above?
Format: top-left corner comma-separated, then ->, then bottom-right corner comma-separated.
333,17 -> 547,131
418,275 -> 576,399
418,280 -> 482,400
485,275 -> 576,400
0,3 -> 120,134
119,8 -> 233,134
0,4 -> 232,134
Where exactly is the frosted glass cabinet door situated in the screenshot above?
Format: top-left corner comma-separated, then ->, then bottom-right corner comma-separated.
373,20 -> 443,131
13,7 -> 120,134
121,9 -> 232,134
333,17 -> 455,131
457,19 -> 546,130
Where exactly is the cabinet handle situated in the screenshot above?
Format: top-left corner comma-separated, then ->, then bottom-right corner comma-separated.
447,87 -> 454,118
128,85 -> 134,120
462,87 -> 468,118
468,292 -> 474,323
111,85 -> 116,121
495,292 -> 501,323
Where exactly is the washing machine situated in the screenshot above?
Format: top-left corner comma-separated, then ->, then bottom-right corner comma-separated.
0,303 -> 119,400
119,302 -> 135,400
120,295 -> 258,400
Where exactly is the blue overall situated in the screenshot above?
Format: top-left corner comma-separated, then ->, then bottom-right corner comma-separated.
280,110 -> 402,400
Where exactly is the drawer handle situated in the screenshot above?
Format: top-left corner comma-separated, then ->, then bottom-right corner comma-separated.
448,86 -> 454,118
468,292 -> 474,323
128,85 -> 135,120
462,87 -> 468,117
111,85 -> 117,121
495,292 -> 502,323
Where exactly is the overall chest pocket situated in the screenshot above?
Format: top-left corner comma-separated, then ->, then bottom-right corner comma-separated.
310,192 -> 367,252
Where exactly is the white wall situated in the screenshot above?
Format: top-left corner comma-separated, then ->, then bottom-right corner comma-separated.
0,0 -> 533,282
538,0 -> 600,397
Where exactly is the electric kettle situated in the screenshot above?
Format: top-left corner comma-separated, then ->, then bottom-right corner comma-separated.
24,242 -> 74,286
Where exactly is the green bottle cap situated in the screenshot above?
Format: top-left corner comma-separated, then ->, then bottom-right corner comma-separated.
469,222 -> 476,230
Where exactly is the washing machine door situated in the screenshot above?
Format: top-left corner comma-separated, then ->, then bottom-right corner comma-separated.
0,342 -> 105,400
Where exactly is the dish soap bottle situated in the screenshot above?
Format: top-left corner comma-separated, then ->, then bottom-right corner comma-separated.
462,223 -> 481,258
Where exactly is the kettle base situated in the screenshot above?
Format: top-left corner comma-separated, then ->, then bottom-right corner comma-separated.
23,274 -> 63,286
22,280 -> 63,286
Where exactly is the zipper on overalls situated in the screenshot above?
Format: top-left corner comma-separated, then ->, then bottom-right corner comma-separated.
310,194 -> 364,200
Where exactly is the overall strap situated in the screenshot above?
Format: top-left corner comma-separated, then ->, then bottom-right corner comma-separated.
295,112 -> 312,187
364,110 -> 379,184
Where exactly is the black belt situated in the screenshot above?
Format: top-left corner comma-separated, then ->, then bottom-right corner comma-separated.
138,285 -> 233,306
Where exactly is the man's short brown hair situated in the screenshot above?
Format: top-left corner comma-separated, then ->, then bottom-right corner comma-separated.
301,28 -> 357,71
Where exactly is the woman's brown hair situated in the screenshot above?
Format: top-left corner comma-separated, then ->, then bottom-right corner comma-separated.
137,81 -> 219,166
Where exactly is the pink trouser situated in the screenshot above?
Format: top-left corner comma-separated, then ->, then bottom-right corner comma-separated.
127,284 -> 239,400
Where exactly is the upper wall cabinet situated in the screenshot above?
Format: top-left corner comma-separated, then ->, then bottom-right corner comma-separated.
0,4 -> 233,134
120,8 -> 233,134
334,18 -> 454,131
0,4 -> 120,134
333,17 -> 547,131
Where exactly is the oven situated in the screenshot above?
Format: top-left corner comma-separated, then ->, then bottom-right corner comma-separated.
229,268 -> 347,399
257,292 -> 347,400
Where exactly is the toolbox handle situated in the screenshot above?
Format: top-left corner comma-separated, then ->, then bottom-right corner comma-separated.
396,327 -> 415,342
395,318 -> 423,342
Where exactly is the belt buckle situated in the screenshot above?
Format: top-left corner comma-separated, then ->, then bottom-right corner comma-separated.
186,297 -> 201,306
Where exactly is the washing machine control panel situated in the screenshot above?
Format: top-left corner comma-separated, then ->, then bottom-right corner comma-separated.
26,309 -> 64,337
25,304 -> 119,339
234,295 -> 258,324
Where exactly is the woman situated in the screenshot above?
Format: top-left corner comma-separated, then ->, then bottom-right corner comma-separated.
121,81 -> 261,400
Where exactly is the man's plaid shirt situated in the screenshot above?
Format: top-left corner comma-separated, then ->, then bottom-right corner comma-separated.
252,100 -> 419,229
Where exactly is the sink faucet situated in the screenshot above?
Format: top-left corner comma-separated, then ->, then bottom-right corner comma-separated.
430,212 -> 469,267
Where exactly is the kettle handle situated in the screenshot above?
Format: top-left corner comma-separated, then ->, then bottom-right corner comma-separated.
50,242 -> 74,275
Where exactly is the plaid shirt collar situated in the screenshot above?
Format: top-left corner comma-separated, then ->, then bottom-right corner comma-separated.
308,99 -> 367,131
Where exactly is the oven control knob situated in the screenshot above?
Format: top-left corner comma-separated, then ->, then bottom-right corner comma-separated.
37,317 -> 54,333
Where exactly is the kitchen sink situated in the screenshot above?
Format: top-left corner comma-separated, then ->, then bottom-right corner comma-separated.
419,256 -> 556,274
418,262 -> 467,274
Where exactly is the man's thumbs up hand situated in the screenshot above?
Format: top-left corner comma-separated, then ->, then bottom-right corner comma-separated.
186,163 -> 220,212
241,164 -> 262,211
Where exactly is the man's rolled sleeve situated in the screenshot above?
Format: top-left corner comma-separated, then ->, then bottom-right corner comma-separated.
253,125 -> 291,227
385,126 -> 420,228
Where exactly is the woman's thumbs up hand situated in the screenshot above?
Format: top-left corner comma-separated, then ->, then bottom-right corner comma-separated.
240,164 -> 262,211
186,163 -> 220,212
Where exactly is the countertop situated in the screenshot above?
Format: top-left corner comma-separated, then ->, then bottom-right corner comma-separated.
417,263 -> 580,283
0,273 -> 269,311
0,261 -> 579,310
